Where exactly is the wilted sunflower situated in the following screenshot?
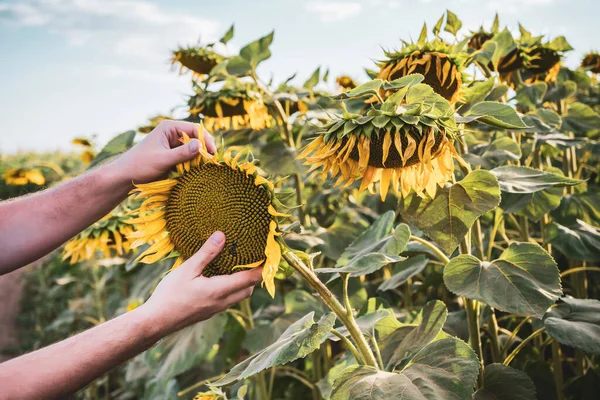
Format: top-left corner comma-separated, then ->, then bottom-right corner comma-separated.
125,126 -> 287,297
2,168 -> 45,186
172,47 -> 225,80
188,81 -> 272,131
72,137 -> 96,164
467,31 -> 494,51
377,40 -> 467,103
298,77 -> 465,200
138,115 -> 171,134
62,213 -> 134,264
581,52 -> 600,74
336,76 -> 357,91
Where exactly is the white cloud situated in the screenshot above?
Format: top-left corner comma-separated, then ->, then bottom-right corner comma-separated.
305,1 -> 362,22
0,0 -> 220,61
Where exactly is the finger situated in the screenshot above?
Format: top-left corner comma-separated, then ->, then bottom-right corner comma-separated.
224,286 -> 255,308
202,128 -> 217,154
205,267 -> 263,295
163,138 -> 202,167
160,121 -> 215,154
184,231 -> 226,277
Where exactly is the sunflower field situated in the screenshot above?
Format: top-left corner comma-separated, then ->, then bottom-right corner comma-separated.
2,10 -> 600,400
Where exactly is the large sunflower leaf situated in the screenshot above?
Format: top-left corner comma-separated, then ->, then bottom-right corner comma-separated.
561,102 -> 600,136
330,338 -> 479,400
474,364 -> 537,400
543,297 -> 600,355
444,10 -> 462,36
213,312 -> 336,386
546,220 -> 600,262
443,243 -> 562,318
381,300 -> 448,370
398,170 -> 501,256
88,130 -> 136,169
491,166 -> 583,193
239,30 -> 274,69
460,101 -> 529,129
316,212 -> 410,276
332,79 -> 383,100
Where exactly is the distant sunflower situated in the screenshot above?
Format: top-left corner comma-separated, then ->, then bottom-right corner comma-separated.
298,79 -> 466,200
581,52 -> 600,74
377,41 -> 467,103
336,75 -> 357,91
188,82 -> 272,131
467,31 -> 494,51
138,115 -> 171,134
126,126 -> 287,297
172,47 -> 225,80
2,168 -> 45,186
521,45 -> 562,83
72,137 -> 96,164
62,213 -> 134,264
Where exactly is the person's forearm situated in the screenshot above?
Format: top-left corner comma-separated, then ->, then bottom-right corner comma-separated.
0,305 -> 166,400
0,161 -> 132,274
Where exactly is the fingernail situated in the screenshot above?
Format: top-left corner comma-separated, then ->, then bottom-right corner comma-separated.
189,139 -> 200,153
209,231 -> 225,244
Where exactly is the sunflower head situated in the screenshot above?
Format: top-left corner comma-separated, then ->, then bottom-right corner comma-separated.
336,75 -> 357,91
126,124 -> 288,297
188,79 -> 272,131
172,46 -> 225,80
377,40 -> 467,104
467,31 -> 494,51
581,52 -> 600,74
62,213 -> 134,264
298,76 -> 466,200
2,168 -> 45,186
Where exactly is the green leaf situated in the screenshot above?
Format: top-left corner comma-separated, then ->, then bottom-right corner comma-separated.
219,24 -> 234,44
444,10 -> 462,36
482,136 -> 522,163
417,22 -> 427,45
474,363 -> 537,400
491,166 -> 584,193
543,298 -> 600,355
561,102 -> 600,136
398,170 -> 501,255
516,82 -> 548,112
88,130 -> 136,169
489,29 -> 517,69
239,31 -> 274,69
459,77 -> 495,112
332,79 -> 383,100
501,187 -> 563,223
382,300 -> 448,370
462,101 -> 529,129
260,141 -> 301,175
316,212 -> 410,277
546,220 -> 600,262
317,353 -> 356,399
303,66 -> 321,90
328,309 -> 392,341
213,312 -> 336,386
432,14 -> 444,37
491,13 -> 499,33
378,255 -> 429,292
331,338 -> 479,400
548,36 -> 573,52
225,55 -> 252,76
444,243 -> 562,318
357,298 -> 402,338
154,314 -> 227,380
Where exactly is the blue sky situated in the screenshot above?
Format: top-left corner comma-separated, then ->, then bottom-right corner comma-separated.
0,0 -> 597,153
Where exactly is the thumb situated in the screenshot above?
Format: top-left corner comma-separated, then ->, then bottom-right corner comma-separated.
165,138 -> 202,167
183,231 -> 226,278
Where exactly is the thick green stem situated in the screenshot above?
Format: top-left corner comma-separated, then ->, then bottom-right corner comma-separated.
410,235 -> 450,264
551,340 -> 565,400
465,298 -> 484,388
371,336 -> 385,370
331,329 -> 364,364
473,219 -> 485,260
504,328 -> 546,366
487,310 -> 502,363
283,251 -> 378,368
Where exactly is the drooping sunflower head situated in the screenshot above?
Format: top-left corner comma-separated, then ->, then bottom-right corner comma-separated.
298,76 -> 466,200
581,52 -> 600,74
126,125 -> 287,297
377,40 -> 467,104
62,213 -> 134,264
188,80 -> 272,131
172,46 -> 225,81
2,168 -> 45,186
520,44 -> 562,83
467,30 -> 493,51
336,75 -> 357,91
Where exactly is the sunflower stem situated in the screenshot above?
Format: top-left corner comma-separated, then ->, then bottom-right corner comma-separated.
409,235 -> 450,264
241,299 -> 270,399
504,328 -> 546,366
282,251 -> 379,368
331,329 -> 364,364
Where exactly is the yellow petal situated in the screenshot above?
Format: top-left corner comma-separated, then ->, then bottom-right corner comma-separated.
262,221 -> 281,298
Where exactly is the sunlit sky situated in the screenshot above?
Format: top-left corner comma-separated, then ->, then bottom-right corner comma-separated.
0,0 -> 597,153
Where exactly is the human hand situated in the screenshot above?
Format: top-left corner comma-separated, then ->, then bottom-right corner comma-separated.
111,120 -> 217,185
140,231 -> 263,335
